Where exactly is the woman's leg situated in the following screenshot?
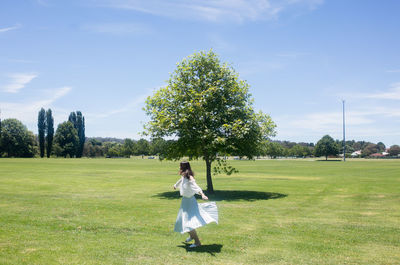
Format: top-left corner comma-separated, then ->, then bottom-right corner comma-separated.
189,229 -> 201,245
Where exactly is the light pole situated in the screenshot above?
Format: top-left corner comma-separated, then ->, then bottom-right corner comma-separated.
342,100 -> 346,161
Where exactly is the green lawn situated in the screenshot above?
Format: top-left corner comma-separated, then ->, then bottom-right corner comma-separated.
0,158 -> 399,264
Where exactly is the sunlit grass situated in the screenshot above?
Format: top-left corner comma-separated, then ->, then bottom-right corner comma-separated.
0,158 -> 399,264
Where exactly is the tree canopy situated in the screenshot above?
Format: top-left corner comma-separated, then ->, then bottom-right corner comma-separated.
54,121 -> 79,158
144,50 -> 276,192
46,109 -> 54,158
314,135 -> 339,160
0,118 -> 36,157
389,145 -> 400,156
38,108 -> 46,158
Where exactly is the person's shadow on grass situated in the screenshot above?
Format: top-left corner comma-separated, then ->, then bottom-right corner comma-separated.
177,243 -> 223,256
154,190 -> 287,201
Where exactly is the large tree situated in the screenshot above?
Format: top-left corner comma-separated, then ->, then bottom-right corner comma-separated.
46,109 -> 54,158
0,118 -> 36,157
314,135 -> 339,160
38,108 -> 46,158
54,121 -> 79,158
144,50 -> 276,192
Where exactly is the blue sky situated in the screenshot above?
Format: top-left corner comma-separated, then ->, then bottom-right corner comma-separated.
1,0 -> 400,146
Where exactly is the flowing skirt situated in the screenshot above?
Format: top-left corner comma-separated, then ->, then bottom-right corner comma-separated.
174,196 -> 218,234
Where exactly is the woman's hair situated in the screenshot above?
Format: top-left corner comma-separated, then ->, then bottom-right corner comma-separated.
179,161 -> 194,179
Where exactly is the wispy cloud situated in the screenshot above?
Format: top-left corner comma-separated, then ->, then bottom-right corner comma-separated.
7,58 -> 37,64
88,94 -> 148,119
82,22 -> 152,35
0,24 -> 21,33
96,0 -> 324,23
386,69 -> 400,73
0,86 -> 72,128
1,72 -> 38,93
86,87 -> 155,120
275,105 -> 400,141
364,82 -> 400,100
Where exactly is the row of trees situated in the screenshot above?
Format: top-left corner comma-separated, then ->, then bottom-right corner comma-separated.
261,137 -> 400,159
0,110 -> 85,158
2,118 -> 399,160
51,111 -> 86,158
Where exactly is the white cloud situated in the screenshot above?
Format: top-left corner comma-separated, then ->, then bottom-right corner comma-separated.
7,59 -> 37,64
0,24 -> 21,33
82,22 -> 152,35
289,111 -> 373,131
364,82 -> 400,100
97,0 -> 323,23
1,73 -> 38,93
0,86 -> 72,127
87,94 -> 149,119
275,105 -> 400,143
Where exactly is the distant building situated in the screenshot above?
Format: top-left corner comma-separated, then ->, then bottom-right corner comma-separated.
351,150 -> 362,157
370,153 -> 384,158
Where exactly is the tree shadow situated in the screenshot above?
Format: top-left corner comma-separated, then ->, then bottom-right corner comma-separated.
177,243 -> 223,256
153,190 -> 287,202
315,159 -> 342,162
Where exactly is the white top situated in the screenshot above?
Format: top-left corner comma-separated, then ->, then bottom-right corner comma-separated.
174,176 -> 203,198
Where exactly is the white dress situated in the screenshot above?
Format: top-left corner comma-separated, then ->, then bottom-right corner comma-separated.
173,176 -> 218,233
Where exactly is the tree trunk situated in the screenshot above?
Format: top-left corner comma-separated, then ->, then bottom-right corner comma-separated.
325,155 -> 328,160
205,158 -> 214,193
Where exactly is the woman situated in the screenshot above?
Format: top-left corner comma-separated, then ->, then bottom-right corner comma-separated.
173,161 -> 218,248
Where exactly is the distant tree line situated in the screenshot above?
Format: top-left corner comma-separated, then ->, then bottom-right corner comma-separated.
261,135 -> 400,159
1,114 -> 399,158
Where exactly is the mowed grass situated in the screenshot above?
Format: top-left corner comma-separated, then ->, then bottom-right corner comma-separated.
0,158 -> 399,264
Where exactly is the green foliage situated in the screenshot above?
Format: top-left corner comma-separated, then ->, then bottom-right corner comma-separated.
376,142 -> 386,152
106,143 -> 123,157
83,139 -> 105,157
46,109 -> 54,158
213,158 -> 238,175
136,138 -> 150,156
38,108 -> 46,158
150,138 -> 167,156
265,141 -> 284,158
289,144 -> 312,158
0,118 -> 36,157
144,50 -> 276,191
54,121 -> 79,158
0,113 -> 2,154
68,111 -> 85,157
122,138 -> 135,157
314,135 -> 339,160
389,145 -> 400,156
362,143 -> 379,157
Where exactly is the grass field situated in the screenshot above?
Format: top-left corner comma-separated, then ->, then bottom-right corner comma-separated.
0,158 -> 399,264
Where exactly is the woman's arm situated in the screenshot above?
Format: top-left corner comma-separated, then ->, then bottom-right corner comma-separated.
189,176 -> 208,200
173,177 -> 183,190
